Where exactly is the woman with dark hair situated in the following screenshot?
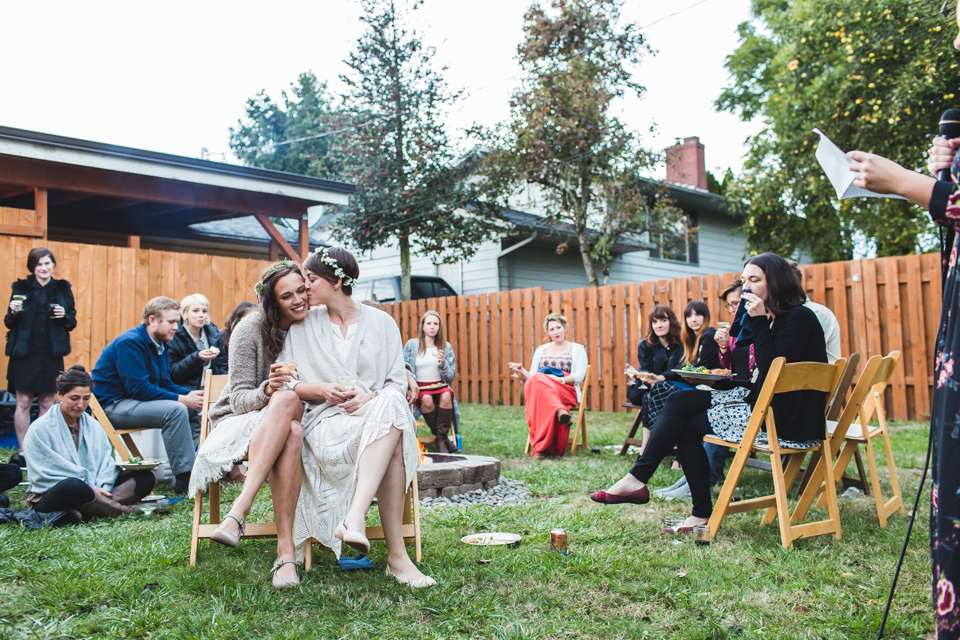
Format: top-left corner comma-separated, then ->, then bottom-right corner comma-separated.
591,253 -> 827,533
5,247 -> 77,467
625,305 -> 683,452
23,365 -> 154,518
403,310 -> 459,453
220,301 -> 257,363
188,259 -> 309,589
284,247 -> 434,588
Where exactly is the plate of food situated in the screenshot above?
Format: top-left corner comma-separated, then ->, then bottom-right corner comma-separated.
460,532 -> 522,546
116,457 -> 162,470
671,366 -> 733,382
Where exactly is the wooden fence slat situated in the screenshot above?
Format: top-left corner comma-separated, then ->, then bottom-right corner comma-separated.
510,289 -> 522,406
904,254 -> 930,419
879,257 -> 907,420
612,284 -> 626,409
599,286 -> 613,413
478,293 -> 490,405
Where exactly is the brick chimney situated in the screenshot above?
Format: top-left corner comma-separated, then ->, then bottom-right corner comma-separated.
666,136 -> 707,190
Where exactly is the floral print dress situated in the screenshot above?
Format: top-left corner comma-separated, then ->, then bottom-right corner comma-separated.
930,158 -> 960,637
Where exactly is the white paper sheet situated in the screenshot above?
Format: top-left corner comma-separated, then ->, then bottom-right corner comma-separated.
812,128 -> 906,200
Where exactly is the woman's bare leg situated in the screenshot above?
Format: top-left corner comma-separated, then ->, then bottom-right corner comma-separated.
13,391 -> 33,452
37,392 -> 56,417
220,390 -> 304,535
342,426 -> 402,534
270,420 -> 304,581
379,438 -> 433,584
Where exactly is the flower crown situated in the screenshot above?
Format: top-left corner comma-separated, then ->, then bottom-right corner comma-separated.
254,258 -> 293,303
314,247 -> 358,288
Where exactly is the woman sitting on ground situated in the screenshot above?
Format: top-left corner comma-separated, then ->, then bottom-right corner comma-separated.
284,247 -> 434,588
168,293 -> 228,445
591,253 -> 827,532
403,310 -> 459,453
626,306 -> 683,452
188,259 -> 309,589
24,365 -> 155,518
508,313 -> 588,459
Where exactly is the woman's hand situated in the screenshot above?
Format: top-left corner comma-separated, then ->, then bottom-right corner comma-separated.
93,487 -> 113,499
508,362 -> 527,378
928,136 -> 960,177
715,326 -> 729,350
198,348 -> 217,361
741,292 -> 767,318
265,363 -> 292,397
641,373 -> 663,386
406,373 -> 419,404
847,151 -> 910,195
437,350 -> 446,366
9,299 -> 22,313
51,304 -> 64,319
339,390 -> 373,414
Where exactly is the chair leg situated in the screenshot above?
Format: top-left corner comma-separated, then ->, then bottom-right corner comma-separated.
709,444 -> 750,537
305,540 -> 312,572
620,412 -> 643,455
863,438 -> 890,527
793,453 -> 829,524
852,449 -> 870,495
209,480 -> 221,525
122,434 -> 143,459
763,452 -> 806,525
818,437 -> 843,541
767,445 -> 794,549
816,440 -> 858,509
190,490 -> 204,566
411,474 -> 422,563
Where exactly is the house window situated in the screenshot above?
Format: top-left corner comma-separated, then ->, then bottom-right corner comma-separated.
652,212 -> 698,265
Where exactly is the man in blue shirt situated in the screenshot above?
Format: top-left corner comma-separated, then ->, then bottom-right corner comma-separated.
93,297 -> 203,494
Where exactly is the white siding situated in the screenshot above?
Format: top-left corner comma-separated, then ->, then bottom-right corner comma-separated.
500,245 -> 592,291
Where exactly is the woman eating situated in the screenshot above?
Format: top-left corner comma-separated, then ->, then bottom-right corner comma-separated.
403,310 -> 459,453
591,253 -> 827,534
188,259 -> 309,589
509,313 -> 588,459
24,365 -> 154,518
284,247 -> 434,588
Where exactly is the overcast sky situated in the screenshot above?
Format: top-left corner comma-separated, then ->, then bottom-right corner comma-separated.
0,0 -> 762,178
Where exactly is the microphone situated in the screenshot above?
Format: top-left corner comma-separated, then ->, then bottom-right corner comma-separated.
939,108 -> 960,182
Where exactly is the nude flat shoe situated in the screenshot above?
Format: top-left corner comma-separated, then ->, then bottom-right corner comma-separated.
385,565 -> 437,589
211,513 -> 245,547
271,557 -> 300,589
335,520 -> 370,553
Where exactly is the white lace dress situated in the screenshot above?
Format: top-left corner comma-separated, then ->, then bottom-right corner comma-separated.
284,305 -> 419,558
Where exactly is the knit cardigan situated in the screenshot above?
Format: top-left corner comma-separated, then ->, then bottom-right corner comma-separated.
207,311 -> 273,429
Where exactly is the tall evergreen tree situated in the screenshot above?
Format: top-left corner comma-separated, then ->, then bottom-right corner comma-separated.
332,0 -> 503,300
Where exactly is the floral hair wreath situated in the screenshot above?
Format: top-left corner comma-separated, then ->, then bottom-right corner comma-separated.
313,247 -> 359,288
254,258 -> 293,303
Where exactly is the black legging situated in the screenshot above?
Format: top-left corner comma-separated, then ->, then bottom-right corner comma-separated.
629,390 -> 714,518
0,463 -> 22,493
33,471 -> 156,513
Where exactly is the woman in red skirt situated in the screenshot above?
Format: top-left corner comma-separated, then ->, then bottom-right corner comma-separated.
403,310 -> 459,453
509,313 -> 589,459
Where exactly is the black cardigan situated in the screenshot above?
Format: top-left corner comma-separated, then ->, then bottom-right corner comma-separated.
168,323 -> 228,390
4,276 -> 77,358
748,305 -> 828,442
637,339 -> 684,377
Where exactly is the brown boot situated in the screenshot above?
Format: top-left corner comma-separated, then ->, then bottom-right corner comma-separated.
422,410 -> 439,437
110,479 -> 141,506
435,407 -> 454,454
77,490 -> 141,519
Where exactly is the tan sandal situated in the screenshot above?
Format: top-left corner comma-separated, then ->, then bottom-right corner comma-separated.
211,513 -> 245,547
271,557 -> 300,589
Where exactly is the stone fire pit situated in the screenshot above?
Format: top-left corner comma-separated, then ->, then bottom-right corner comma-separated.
416,453 -> 501,500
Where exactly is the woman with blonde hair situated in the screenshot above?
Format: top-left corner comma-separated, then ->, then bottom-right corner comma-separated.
169,293 -> 228,444
403,310 -> 459,453
508,313 -> 588,459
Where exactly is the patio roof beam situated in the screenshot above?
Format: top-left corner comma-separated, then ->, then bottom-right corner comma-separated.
255,213 -> 301,262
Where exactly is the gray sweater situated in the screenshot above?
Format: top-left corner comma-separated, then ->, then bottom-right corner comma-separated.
208,311 -> 273,429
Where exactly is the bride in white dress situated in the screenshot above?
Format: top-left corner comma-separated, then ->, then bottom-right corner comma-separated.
281,247 -> 434,588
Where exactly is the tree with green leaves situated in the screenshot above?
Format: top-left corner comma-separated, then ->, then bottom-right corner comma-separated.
473,0 -> 686,286
718,0 -> 960,261
332,0 -> 503,301
229,72 -> 343,180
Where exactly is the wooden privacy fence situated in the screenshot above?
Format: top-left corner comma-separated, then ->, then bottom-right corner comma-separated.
0,236 -> 269,380
384,253 -> 942,423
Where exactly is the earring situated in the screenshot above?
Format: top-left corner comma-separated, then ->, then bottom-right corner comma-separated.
274,308 -> 279,320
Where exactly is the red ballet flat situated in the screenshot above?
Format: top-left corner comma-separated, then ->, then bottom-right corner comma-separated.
589,487 -> 650,505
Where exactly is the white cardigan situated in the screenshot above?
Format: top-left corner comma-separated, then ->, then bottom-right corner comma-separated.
529,342 -> 589,403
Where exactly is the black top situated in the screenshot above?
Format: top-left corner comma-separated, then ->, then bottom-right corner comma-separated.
168,323 -> 228,390
4,276 -> 77,359
747,305 -> 828,442
637,339 -> 684,377
664,327 -> 721,382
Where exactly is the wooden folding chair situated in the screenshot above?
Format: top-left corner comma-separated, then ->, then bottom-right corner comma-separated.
705,357 -> 846,549
619,402 -> 644,455
89,394 -> 149,462
525,365 -> 591,455
802,351 -> 904,526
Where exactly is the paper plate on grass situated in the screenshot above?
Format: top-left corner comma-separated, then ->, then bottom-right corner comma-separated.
461,532 -> 522,546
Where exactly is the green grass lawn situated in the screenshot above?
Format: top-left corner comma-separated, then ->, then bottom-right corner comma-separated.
0,404 -> 936,639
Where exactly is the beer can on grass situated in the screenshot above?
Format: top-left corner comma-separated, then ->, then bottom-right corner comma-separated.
550,528 -> 568,555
